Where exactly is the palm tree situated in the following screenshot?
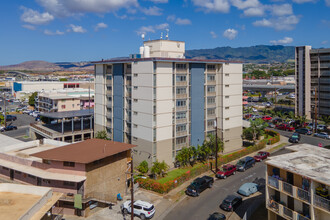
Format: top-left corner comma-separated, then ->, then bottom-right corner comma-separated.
262,108 -> 268,116
249,118 -> 268,143
321,116 -> 330,126
297,115 -> 307,127
288,111 -> 296,120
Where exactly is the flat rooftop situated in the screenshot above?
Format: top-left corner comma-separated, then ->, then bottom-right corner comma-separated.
266,144 -> 330,185
39,109 -> 94,119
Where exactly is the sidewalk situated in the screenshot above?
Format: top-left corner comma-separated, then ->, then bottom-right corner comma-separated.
64,136 -> 289,220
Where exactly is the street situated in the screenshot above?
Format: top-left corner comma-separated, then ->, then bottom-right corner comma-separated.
272,128 -> 330,147
1,114 -> 35,141
164,148 -> 291,220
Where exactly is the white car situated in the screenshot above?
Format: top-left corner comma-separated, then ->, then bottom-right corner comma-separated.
121,200 -> 155,220
32,111 -> 40,117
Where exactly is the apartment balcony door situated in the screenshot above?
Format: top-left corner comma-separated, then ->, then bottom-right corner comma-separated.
37,177 -> 41,186
288,196 -> 294,211
10,169 -> 14,180
287,172 -> 293,185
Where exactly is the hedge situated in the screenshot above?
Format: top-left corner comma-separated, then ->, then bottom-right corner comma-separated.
137,130 -> 280,194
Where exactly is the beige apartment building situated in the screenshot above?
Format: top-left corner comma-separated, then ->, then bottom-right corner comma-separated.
93,39 -> 243,167
266,144 -> 330,220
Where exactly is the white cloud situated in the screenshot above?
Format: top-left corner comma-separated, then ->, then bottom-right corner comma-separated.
253,15 -> 300,30
22,24 -> 36,30
68,24 -> 87,33
270,37 -> 293,44
95,22 -> 108,31
36,0 -> 138,17
147,0 -> 168,3
175,18 -> 192,25
326,0 -> 330,6
210,31 -> 218,38
167,15 -> 176,22
44,29 -> 65,35
136,23 -> 169,35
292,0 -> 315,3
192,0 -> 230,13
270,4 -> 292,16
223,28 -> 238,40
141,6 -> 162,16
20,7 -> 54,25
321,40 -> 328,45
231,0 -> 260,9
243,7 -> 265,16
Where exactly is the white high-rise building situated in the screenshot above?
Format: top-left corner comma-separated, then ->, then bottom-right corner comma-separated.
93,39 -> 243,167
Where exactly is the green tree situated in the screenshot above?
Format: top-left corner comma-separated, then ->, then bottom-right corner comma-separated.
243,127 -> 253,141
95,130 -> 109,140
288,111 -> 296,120
137,160 -> 149,175
260,97 -> 268,102
28,92 -> 38,107
321,116 -> 330,126
297,115 -> 307,126
59,78 -> 68,81
151,160 -> 169,177
196,144 -> 212,163
249,118 -> 268,143
175,147 -> 191,167
204,134 -> 224,154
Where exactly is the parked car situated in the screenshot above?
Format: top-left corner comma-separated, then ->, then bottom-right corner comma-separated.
244,114 -> 253,119
220,195 -> 242,212
23,110 -> 31,114
289,133 -> 301,143
207,212 -> 226,220
317,125 -> 327,131
262,116 -> 272,121
295,128 -> 312,135
313,132 -> 330,139
236,156 -> 255,172
253,151 -> 270,162
272,118 -> 283,124
32,111 -> 40,117
5,115 -> 17,121
267,122 -> 275,128
1,125 -> 17,132
276,123 -> 295,131
185,176 -> 214,196
237,183 -> 259,196
121,200 -> 155,220
216,164 -> 236,179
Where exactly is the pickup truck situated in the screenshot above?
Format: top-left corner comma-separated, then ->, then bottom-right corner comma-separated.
185,176 -> 214,197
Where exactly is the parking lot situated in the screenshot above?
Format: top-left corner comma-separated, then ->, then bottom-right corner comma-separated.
1,113 -> 35,141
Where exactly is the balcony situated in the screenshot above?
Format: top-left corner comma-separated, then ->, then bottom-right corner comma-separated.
176,130 -> 187,137
176,81 -> 187,86
207,102 -> 216,108
176,106 -> 187,111
267,199 -> 280,215
106,90 -> 112,96
176,69 -> 187,74
207,92 -> 216,96
207,80 -> 216,85
126,80 -> 132,86
296,213 -> 310,220
176,93 -> 187,99
268,199 -> 309,220
125,127 -> 131,134
176,118 -> 187,124
268,176 -> 279,189
314,194 -> 330,212
283,182 -> 293,196
106,79 -> 112,84
297,188 -> 311,203
283,206 -> 293,219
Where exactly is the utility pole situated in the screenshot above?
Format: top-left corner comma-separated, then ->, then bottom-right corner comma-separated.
214,118 -> 218,172
130,152 -> 134,220
314,87 -> 318,133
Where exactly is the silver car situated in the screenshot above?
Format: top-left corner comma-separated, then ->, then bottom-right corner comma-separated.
313,132 -> 330,139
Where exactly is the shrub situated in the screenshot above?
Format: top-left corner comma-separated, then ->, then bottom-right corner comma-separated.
137,160 -> 149,175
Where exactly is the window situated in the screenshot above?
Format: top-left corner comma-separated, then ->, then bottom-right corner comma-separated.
207,97 -> 216,104
133,137 -> 138,141
108,97 -> 112,101
63,181 -> 75,187
207,120 -> 215,127
225,85 -> 229,87
72,104 -> 74,108
28,174 -> 36,179
225,107 -> 229,110
15,171 -> 22,174
107,107 -> 112,112
126,76 -> 131,81
133,111 -> 138,115
133,86 -> 138,90
207,108 -> 215,115
225,74 -> 229,76
106,75 -> 112,80
134,205 -> 142,210
176,137 -> 187,145
176,87 -> 186,94
127,64 -> 131,69
134,73 -> 138,77
207,86 -> 215,93
176,100 -> 186,107
176,112 -> 186,119
133,124 -> 138,128
176,124 -> 186,132
2,167 -> 8,171
207,64 -> 216,70
43,159 -> 51,165
225,118 -> 230,120
133,99 -> 138,103
107,86 -> 112,91
63,161 -> 75,167
207,75 -> 215,81
61,105 -> 66,109
43,179 -> 51,184
176,75 -> 186,82
225,96 -> 229,98
176,63 -> 187,69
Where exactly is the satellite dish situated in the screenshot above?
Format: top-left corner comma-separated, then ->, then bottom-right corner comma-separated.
141,34 -> 145,40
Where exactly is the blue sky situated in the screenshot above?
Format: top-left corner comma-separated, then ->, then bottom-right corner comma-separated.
0,0 -> 329,65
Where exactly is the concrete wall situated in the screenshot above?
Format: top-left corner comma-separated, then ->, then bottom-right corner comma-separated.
94,64 -> 106,133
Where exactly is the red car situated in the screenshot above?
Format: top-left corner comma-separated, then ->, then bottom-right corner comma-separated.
262,116 -> 272,121
254,151 -> 270,162
276,123 -> 295,131
245,114 -> 253,119
216,164 -> 236,179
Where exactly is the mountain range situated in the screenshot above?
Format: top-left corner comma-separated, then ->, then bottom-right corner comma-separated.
0,45 -> 295,71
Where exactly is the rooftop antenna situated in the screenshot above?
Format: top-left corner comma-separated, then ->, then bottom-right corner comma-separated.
160,32 -> 163,39
165,29 -> 169,40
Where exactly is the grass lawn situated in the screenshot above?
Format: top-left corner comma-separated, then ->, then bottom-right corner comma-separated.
156,164 -> 204,184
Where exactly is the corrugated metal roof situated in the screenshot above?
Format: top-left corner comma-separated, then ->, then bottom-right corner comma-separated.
39,109 -> 94,119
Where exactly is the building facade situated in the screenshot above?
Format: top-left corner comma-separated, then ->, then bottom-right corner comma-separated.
93,39 -> 243,167
266,144 -> 330,220
295,46 -> 330,119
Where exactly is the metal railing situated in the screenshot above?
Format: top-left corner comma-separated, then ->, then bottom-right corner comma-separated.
30,123 -> 53,137
176,81 -> 187,86
314,194 -> 330,212
268,176 -> 279,189
283,206 -> 293,219
297,188 -> 311,203
283,182 -> 293,196
176,93 -> 187,99
297,213 -> 310,220
267,200 -> 279,214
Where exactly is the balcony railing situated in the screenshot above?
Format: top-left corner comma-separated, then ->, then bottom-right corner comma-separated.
268,176 -> 279,189
267,199 -> 280,214
314,194 -> 330,212
176,106 -> 187,111
176,130 -> 187,137
283,182 -> 293,196
297,213 -> 311,220
176,93 -> 187,99
176,118 -> 187,124
207,80 -> 216,85
283,206 -> 293,219
297,188 -> 311,203
207,92 -> 216,96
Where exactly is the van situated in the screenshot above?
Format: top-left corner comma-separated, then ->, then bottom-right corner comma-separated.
236,156 -> 255,172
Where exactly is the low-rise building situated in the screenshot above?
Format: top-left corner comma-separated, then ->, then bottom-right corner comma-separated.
266,144 -> 330,220
0,183 -> 63,220
0,138 -> 134,216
